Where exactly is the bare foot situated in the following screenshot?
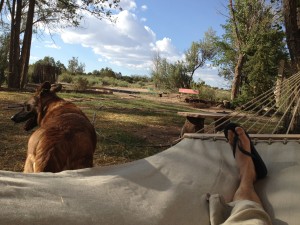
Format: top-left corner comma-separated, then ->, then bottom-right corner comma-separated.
227,127 -> 256,183
227,127 -> 261,204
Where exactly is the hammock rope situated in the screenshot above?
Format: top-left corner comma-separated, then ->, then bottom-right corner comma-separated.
198,71 -> 300,135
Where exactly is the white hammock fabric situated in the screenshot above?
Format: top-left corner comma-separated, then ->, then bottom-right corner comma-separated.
1,135 -> 299,225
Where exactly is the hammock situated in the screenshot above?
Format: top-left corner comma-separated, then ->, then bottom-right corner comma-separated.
0,135 -> 299,225
1,73 -> 300,224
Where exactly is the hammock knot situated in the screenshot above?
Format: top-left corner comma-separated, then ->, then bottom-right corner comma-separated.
268,138 -> 272,145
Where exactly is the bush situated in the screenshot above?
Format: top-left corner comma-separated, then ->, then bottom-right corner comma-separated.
101,76 -> 130,87
73,77 -> 89,91
59,73 -> 73,83
231,94 -> 252,108
215,89 -> 231,102
199,86 -> 216,101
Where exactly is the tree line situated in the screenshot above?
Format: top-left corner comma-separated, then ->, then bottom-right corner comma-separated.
27,56 -> 150,84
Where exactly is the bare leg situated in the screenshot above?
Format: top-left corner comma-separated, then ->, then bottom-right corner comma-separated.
227,127 -> 262,205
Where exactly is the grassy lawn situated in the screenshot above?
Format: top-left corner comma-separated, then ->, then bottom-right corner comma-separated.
0,89 -> 198,172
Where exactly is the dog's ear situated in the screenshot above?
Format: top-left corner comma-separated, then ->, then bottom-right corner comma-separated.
51,84 -> 62,93
40,82 -> 51,92
41,81 -> 51,90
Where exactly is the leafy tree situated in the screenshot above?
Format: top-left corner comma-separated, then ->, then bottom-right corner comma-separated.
215,0 -> 287,100
0,33 -> 9,86
31,56 -> 65,83
99,67 -> 116,78
242,29 -> 287,97
77,62 -> 85,75
92,69 -> 101,76
68,57 -> 79,74
120,75 -> 150,83
34,57 -> 66,74
168,61 -> 190,89
185,28 -> 218,86
68,57 -> 85,75
36,56 -> 56,66
151,53 -> 171,89
152,29 -> 218,90
56,60 -> 67,74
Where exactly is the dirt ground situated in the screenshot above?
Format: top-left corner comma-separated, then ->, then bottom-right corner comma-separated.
101,91 -> 188,144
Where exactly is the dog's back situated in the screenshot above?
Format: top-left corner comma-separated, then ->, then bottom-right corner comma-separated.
27,101 -> 97,172
12,82 -> 97,173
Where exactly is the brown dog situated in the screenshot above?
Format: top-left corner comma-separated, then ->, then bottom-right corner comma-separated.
11,82 -> 97,173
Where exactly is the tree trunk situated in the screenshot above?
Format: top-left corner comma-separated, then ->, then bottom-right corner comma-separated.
8,0 -> 22,88
231,53 -> 244,100
20,0 -> 35,88
8,0 -> 16,88
283,0 -> 300,133
0,0 -> 5,13
283,0 -> 300,72
229,0 -> 244,100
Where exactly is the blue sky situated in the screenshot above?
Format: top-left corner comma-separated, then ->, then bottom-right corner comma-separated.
30,0 -> 230,88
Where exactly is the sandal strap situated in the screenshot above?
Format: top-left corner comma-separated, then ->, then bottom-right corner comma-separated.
237,143 -> 255,158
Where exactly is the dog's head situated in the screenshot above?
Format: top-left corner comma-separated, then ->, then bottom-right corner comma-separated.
11,81 -> 62,131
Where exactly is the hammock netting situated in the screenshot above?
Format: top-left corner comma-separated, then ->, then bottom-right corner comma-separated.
202,71 -> 300,135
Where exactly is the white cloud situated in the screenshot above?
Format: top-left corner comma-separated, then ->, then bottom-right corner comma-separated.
119,0 -> 137,11
58,9 -> 182,72
45,43 -> 61,49
29,56 -> 40,63
154,38 -> 176,55
194,68 -> 229,89
141,5 -> 148,11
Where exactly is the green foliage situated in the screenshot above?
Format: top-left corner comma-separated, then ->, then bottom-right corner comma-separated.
102,76 -> 129,87
151,56 -> 168,89
58,73 -> 151,89
68,57 -> 85,75
152,29 -> 218,91
34,1 -> 121,29
231,91 -> 253,108
214,39 -> 236,81
192,82 -> 231,102
92,67 -> 119,78
35,56 -> 56,66
30,56 -> 64,83
0,34 -> 9,86
215,0 -> 287,98
73,77 -> 89,91
59,73 -> 74,83
198,86 -> 217,101
120,75 -> 151,84
215,89 -> 231,102
56,60 -> 67,73
185,28 -> 218,77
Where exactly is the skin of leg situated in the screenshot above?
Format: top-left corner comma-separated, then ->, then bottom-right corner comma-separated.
228,127 -> 262,205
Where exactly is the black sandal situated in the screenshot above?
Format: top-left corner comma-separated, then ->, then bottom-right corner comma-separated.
224,123 -> 268,179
